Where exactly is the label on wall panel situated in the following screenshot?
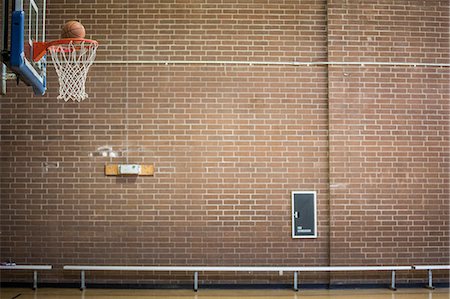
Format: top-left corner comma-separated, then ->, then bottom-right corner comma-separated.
292,191 -> 317,238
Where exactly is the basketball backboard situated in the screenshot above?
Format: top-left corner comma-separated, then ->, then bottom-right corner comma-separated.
1,0 -> 46,95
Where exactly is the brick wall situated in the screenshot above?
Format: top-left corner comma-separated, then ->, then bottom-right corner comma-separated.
1,0 -> 448,286
327,0 -> 449,64
328,65 -> 449,283
327,0 -> 449,283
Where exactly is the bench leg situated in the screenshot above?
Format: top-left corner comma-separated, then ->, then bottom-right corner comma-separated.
32,271 -> 37,290
426,269 -> 435,290
194,271 -> 198,292
80,270 -> 86,290
293,271 -> 298,291
389,270 -> 396,291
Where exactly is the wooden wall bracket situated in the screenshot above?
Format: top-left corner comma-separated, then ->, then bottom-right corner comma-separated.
105,164 -> 154,176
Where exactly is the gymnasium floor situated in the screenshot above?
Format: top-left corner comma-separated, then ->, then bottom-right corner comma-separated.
0,288 -> 449,299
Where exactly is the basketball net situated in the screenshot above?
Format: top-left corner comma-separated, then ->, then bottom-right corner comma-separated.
47,39 -> 98,102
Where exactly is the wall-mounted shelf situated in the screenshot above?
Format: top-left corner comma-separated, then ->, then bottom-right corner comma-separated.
105,164 -> 154,176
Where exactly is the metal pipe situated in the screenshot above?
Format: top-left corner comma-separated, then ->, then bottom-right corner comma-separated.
42,0 -> 46,41
426,269 -> 434,289
413,265 -> 450,270
2,0 -> 9,55
194,271 -> 198,292
390,270 -> 396,291
1,63 -> 6,95
32,270 -> 37,290
63,265 -> 412,272
1,0 -> 9,99
80,270 -> 86,290
0,265 -> 52,270
293,271 -> 298,291
14,0 -> 22,11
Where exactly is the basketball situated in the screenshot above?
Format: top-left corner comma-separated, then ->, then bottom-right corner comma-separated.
61,20 -> 85,38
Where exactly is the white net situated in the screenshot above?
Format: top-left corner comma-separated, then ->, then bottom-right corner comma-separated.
48,40 -> 98,102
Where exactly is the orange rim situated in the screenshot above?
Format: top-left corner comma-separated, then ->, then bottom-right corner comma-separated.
33,38 -> 99,62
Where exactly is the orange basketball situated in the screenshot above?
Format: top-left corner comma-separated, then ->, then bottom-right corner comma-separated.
61,20 -> 86,38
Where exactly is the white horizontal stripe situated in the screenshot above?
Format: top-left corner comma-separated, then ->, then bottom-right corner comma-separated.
85,60 -> 450,67
413,265 -> 450,270
64,265 -> 412,272
0,265 -> 52,270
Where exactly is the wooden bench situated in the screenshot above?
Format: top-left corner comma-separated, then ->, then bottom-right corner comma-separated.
413,265 -> 450,289
63,265 -> 413,291
0,264 -> 52,289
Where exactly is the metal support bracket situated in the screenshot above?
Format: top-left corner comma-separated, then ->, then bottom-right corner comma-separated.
0,64 -> 15,95
194,271 -> 198,292
32,270 -> 37,290
425,269 -> 435,290
4,72 -> 16,80
293,271 -> 298,291
1,63 -> 6,95
389,270 -> 397,291
80,270 -> 86,290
